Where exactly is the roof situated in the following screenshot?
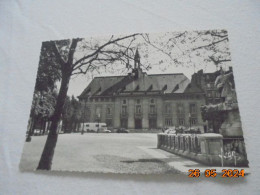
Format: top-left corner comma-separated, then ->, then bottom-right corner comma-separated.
78,71 -> 203,98
123,73 -> 190,93
79,76 -> 125,97
183,83 -> 204,93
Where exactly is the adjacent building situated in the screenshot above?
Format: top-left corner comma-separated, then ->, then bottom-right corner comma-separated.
78,50 -> 206,130
191,67 -> 233,132
191,69 -> 223,105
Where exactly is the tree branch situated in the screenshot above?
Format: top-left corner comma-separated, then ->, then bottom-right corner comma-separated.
193,38 -> 228,51
72,33 -> 140,68
67,38 -> 82,65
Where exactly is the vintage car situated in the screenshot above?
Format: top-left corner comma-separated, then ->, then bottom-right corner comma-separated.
116,128 -> 129,133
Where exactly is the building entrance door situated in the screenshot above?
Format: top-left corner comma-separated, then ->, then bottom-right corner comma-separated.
135,119 -> 142,129
120,119 -> 128,128
149,119 -> 157,129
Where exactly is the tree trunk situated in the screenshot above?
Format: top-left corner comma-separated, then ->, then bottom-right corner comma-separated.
37,71 -> 71,170
40,118 -> 44,135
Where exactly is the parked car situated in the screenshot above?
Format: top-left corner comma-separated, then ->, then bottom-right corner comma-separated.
184,127 -> 201,134
116,128 -> 129,133
164,126 -> 176,134
80,122 -> 108,133
33,129 -> 41,135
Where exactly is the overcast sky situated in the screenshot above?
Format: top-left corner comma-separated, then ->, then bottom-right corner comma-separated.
60,30 -> 232,97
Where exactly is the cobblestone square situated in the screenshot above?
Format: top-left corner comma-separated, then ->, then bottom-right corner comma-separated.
20,133 -> 180,174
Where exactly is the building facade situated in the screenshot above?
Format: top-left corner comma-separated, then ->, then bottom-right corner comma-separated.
191,67 -> 233,132
191,69 -> 223,105
78,50 -> 206,130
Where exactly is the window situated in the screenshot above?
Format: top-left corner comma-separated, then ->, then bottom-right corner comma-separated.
86,124 -> 90,127
106,107 -> 111,115
96,107 -> 101,115
177,104 -> 184,114
191,118 -> 197,125
123,99 -> 126,104
136,105 -> 141,113
122,105 -> 127,114
95,124 -> 99,127
178,118 -> 185,126
85,106 -> 91,121
164,103 -> 171,114
136,99 -> 141,104
165,118 -> 173,126
151,99 -> 154,104
189,103 -> 197,114
150,105 -> 156,113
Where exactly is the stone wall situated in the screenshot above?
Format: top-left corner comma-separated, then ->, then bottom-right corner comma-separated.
157,133 -> 248,167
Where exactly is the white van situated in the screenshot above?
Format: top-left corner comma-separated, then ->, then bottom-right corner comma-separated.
80,122 -> 109,133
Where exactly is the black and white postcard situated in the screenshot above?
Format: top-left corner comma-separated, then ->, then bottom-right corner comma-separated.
20,30 -> 249,174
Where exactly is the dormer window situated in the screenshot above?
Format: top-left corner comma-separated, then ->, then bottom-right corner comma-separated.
162,84 -> 167,91
135,85 -> 140,91
172,84 -> 179,92
121,86 -> 126,91
147,84 -> 153,91
85,88 -> 91,94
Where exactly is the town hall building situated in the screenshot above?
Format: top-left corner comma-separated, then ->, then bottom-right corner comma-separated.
78,49 -> 206,130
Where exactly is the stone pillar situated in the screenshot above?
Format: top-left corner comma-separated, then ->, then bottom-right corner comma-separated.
142,98 -> 149,129
128,99 -> 135,129
157,98 -> 163,128
220,110 -> 243,137
100,104 -> 105,123
185,102 -> 190,128
90,102 -> 95,122
114,98 -> 120,128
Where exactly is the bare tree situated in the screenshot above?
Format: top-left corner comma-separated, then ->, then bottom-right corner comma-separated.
36,30 -> 230,170
37,34 -> 140,170
140,29 -> 230,70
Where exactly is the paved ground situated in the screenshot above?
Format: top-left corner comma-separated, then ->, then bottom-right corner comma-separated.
20,133 -> 249,175
20,133 -> 179,174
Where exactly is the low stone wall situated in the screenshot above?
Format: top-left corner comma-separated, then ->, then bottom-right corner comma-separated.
157,133 -> 224,166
